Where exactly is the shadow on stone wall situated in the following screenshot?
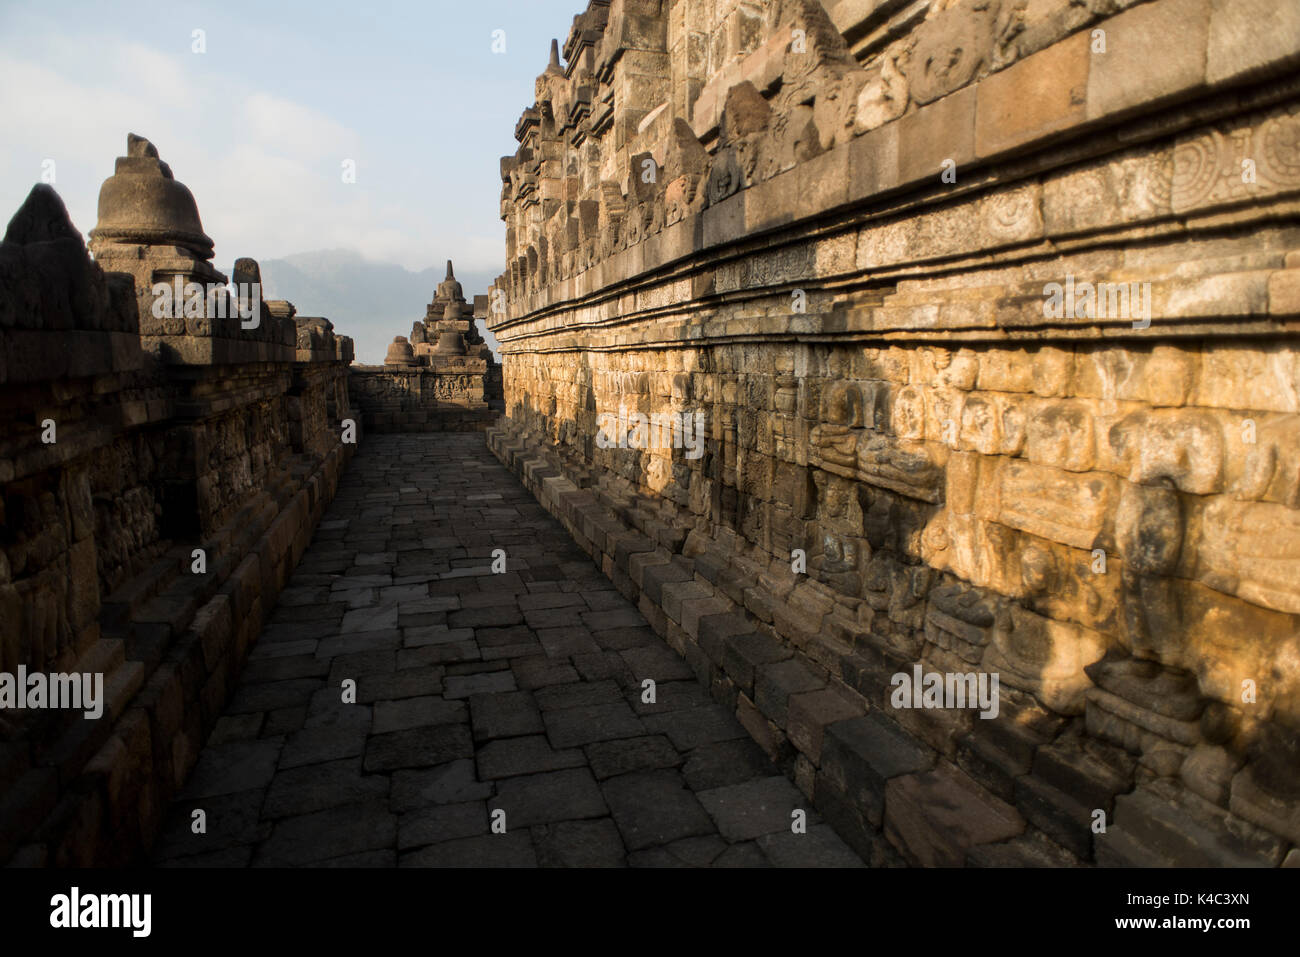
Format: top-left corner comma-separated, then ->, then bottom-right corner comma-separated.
0,138 -> 360,865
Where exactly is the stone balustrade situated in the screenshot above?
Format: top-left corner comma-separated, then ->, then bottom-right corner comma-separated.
348,261 -> 504,432
0,137 -> 359,865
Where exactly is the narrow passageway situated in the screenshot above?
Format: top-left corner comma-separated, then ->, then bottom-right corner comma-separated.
151,434 -> 864,867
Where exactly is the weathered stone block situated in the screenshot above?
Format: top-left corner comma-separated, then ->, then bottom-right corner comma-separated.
786,687 -> 864,764
884,762 -> 1024,867
820,711 -> 933,827
1106,780 -> 1285,866
1205,0 -> 1300,85
754,656 -> 825,727
896,86 -> 976,188
1086,0 -> 1209,122
722,630 -> 791,695
975,31 -> 1089,160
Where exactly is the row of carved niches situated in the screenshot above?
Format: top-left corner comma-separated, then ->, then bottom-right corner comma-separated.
493,0 -> 1300,310
495,94 -> 1300,324
350,369 -> 490,409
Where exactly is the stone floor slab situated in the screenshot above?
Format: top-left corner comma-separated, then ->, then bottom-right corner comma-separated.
154,435 -> 863,869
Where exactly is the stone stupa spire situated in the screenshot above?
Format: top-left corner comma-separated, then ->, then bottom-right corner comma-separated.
4,183 -> 81,245
432,259 -> 466,314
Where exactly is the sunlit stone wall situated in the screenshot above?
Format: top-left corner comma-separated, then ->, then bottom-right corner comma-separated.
489,0 -> 1300,866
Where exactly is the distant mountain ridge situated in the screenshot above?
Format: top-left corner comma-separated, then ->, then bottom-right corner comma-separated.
223,249 -> 500,365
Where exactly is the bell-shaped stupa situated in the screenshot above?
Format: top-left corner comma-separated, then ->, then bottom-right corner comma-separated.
89,134 -> 214,260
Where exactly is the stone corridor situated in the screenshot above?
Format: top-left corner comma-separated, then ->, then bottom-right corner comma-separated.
150,434 -> 863,867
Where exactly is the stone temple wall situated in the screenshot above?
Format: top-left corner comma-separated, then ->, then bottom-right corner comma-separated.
487,0 -> 1300,865
349,367 -> 501,432
349,265 -> 504,432
0,139 -> 358,865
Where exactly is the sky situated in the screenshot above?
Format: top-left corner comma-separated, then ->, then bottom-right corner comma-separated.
0,0 -> 580,276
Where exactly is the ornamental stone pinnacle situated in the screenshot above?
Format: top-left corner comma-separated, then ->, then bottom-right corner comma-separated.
350,256 -> 503,429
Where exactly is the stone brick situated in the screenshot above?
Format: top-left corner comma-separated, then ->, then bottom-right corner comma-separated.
697,612 -> 755,666
965,831 -> 1080,868
884,763 -> 1025,866
180,738 -> 282,800
1013,774 -> 1096,860
476,735 -> 586,780
1269,268 -> 1300,316
363,724 -> 474,772
847,121 -> 900,204
544,701 -> 645,748
532,818 -> 627,867
255,802 -> 396,867
679,595 -> 729,640
896,86 -> 976,187
1205,0 -> 1300,85
1086,0 -> 1210,121
400,831 -> 537,868
1104,781 -> 1286,866
681,736 -> 773,791
262,758 -> 388,820
734,692 -> 789,765
661,579 -> 712,623
602,769 -> 716,851
756,824 -> 865,868
697,775 -> 811,842
469,690 -> 543,739
786,687 -> 865,764
372,696 -> 466,735
397,801 -> 487,850
976,31 -> 1090,159
754,657 -> 826,727
641,705 -> 747,751
490,768 -> 608,827
820,712 -> 934,826
390,759 -> 492,811
722,630 -> 791,695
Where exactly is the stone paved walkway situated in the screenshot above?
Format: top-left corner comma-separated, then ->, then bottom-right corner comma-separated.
151,434 -> 864,867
